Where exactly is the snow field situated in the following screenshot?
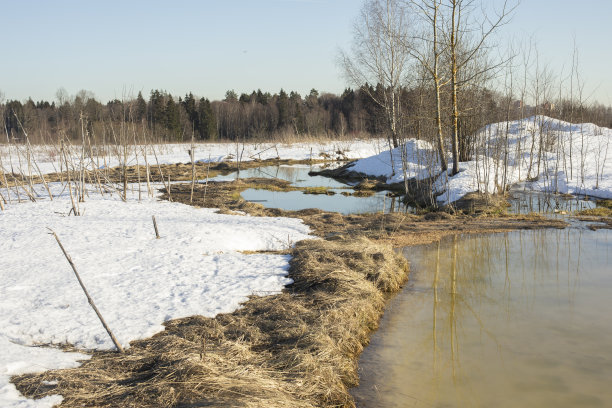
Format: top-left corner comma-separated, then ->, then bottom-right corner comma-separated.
0,139 -> 385,177
0,185 -> 312,407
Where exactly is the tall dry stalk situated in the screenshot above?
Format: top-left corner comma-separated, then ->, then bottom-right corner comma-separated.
14,113 -> 53,200
48,229 -> 124,353
61,139 -> 80,216
190,128 -> 196,203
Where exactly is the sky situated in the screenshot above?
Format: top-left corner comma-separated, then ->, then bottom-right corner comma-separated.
1,0 -> 611,105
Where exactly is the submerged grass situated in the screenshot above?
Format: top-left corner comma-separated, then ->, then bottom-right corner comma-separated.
13,237 -> 409,408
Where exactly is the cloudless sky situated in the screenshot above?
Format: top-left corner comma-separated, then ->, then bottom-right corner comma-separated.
1,0 -> 611,105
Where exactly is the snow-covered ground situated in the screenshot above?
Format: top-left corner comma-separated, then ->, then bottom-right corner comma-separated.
344,116 -> 612,204
0,184 -> 311,407
0,139 -> 385,177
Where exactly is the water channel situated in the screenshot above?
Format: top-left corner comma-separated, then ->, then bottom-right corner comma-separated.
212,164 -> 596,215
212,164 -> 414,214
352,228 -> 611,407
214,164 -> 610,407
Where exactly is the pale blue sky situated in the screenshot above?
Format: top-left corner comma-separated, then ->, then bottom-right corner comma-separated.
1,0 -> 611,104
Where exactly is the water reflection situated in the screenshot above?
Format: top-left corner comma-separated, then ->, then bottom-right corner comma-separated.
508,190 -> 595,214
353,228 -> 611,407
241,188 -> 414,215
210,164 -> 349,188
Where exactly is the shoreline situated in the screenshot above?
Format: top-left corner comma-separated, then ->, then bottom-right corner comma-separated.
10,172 -> 576,407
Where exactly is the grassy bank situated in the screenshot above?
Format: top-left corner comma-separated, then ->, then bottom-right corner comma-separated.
14,237 -> 408,407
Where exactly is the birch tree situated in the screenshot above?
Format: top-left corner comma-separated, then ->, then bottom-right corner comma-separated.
445,0 -> 516,175
341,0 -> 412,149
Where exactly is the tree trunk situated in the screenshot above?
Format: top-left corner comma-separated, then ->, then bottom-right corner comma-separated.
450,0 -> 460,175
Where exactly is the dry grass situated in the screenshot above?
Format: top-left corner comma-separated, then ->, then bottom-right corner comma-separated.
165,180 -> 568,248
13,237 -> 408,408
574,200 -> 612,229
9,164 -> 573,407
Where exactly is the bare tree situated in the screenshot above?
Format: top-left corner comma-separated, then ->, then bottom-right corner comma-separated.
341,0 -> 413,149
445,0 -> 516,175
406,0 -> 449,172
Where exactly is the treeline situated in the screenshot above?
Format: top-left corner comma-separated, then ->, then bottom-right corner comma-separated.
1,88 -> 383,144
1,86 -> 612,145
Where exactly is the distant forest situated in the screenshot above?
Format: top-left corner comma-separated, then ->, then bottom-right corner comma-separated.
2,86 -> 612,145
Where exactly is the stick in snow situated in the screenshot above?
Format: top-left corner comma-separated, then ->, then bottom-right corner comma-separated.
152,215 -> 160,239
48,228 -> 125,353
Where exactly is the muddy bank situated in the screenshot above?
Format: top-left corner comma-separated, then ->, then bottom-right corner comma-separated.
163,180 -> 567,247
13,237 -> 408,408
0,158 -> 336,189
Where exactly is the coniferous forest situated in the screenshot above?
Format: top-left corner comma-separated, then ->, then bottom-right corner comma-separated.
2,85 -> 612,146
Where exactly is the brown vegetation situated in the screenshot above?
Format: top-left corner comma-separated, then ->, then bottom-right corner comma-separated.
9,164 -> 572,408
164,179 -> 566,248
13,237 -> 409,408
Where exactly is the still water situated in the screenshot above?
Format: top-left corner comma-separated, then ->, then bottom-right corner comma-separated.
353,228 -> 612,407
211,164 -> 349,188
508,189 -> 595,214
213,164 -> 414,214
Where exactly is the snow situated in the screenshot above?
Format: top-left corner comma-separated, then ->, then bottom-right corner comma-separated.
0,184 -> 311,406
346,139 -> 440,183
0,337 -> 86,408
345,116 -> 612,204
0,139 -> 385,177
0,120 -> 610,405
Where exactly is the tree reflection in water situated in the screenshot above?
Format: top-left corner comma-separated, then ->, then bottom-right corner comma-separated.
353,228 -> 611,408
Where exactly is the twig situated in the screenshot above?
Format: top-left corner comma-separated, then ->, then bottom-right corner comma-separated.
204,154 -> 211,201
48,228 -> 124,353
152,215 -> 160,239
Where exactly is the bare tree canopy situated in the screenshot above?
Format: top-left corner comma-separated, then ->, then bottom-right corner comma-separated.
341,0 -> 414,148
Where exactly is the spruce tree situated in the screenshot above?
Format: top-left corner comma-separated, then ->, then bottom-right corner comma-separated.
135,91 -> 147,123
198,98 -> 217,141
277,89 -> 289,129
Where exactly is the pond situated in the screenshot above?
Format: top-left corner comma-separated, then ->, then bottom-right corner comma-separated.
212,164 -> 414,215
212,164 -> 597,216
211,164 -> 350,188
352,227 -> 612,407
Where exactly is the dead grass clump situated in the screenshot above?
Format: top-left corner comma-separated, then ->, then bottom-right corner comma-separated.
303,187 -> 336,195
576,207 -> 612,217
13,236 -> 408,408
450,192 -> 511,215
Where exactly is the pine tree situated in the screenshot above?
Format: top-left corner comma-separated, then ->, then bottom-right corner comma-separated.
198,98 -> 217,140
165,95 -> 181,140
135,91 -> 147,123
182,92 -> 199,131
149,90 -> 166,129
277,89 -> 289,129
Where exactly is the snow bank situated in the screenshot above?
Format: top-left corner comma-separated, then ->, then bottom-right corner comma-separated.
0,185 -> 312,406
345,116 -> 612,204
346,139 -> 438,183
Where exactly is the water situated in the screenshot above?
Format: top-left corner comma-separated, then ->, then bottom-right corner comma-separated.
213,164 -> 414,214
241,188 -> 411,215
352,228 -> 612,408
508,189 -> 596,214
211,164 -> 349,188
